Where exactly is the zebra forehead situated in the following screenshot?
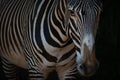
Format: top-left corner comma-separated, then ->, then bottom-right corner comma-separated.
68,0 -> 78,5
68,0 -> 102,11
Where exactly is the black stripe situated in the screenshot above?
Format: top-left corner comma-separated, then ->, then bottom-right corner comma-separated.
59,47 -> 75,62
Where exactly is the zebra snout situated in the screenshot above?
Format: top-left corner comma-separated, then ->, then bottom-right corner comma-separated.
77,60 -> 99,77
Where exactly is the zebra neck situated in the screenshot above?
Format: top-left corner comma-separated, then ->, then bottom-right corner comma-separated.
29,0 -> 70,48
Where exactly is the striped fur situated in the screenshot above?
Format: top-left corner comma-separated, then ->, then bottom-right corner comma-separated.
0,0 -> 102,80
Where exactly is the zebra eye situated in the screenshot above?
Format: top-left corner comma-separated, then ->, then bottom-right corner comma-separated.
81,10 -> 87,15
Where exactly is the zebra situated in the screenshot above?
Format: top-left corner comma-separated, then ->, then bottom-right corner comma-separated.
0,0 -> 102,80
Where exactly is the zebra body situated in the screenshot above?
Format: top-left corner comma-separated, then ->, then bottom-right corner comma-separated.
0,0 -> 102,80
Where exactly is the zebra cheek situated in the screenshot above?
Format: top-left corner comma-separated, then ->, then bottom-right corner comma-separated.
76,51 -> 83,65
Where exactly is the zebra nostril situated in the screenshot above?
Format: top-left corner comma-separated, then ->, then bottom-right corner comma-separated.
79,64 -> 86,71
78,62 -> 99,76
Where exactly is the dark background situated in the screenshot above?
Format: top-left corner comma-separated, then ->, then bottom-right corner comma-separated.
0,0 -> 119,80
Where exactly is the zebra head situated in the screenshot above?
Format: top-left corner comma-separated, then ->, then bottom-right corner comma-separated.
66,0 -> 102,76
